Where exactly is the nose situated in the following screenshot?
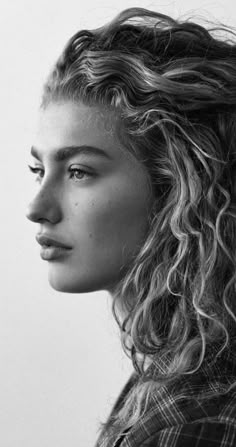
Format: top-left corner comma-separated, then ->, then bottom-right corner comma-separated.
25,188 -> 62,224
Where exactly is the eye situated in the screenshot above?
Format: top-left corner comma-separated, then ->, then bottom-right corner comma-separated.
27,165 -> 93,182
28,165 -> 44,181
68,167 -> 93,181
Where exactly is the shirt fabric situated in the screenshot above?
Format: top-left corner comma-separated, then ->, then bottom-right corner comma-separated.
94,340 -> 236,446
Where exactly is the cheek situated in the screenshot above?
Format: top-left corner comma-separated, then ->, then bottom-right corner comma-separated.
81,187 -> 151,252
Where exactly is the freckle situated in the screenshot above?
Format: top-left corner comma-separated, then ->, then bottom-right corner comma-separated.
89,233 -> 92,239
75,202 -> 78,206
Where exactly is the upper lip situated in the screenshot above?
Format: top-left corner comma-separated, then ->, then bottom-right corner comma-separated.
36,234 -> 72,249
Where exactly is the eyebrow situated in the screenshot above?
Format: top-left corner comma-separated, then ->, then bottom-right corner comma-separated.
30,145 -> 112,162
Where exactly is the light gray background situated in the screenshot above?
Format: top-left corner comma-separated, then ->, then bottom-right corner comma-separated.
1,0 -> 235,445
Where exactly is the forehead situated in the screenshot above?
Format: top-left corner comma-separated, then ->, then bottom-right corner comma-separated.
40,101 -> 118,128
35,101 -> 123,153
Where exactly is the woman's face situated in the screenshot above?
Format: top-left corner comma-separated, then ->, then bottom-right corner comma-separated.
26,101 -> 154,294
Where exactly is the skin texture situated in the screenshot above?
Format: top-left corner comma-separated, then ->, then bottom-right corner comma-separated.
26,101 -> 154,294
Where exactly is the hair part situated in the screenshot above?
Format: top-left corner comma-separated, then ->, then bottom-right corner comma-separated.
41,7 -> 236,441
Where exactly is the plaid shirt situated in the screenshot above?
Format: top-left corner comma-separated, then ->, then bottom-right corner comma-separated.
95,340 -> 236,446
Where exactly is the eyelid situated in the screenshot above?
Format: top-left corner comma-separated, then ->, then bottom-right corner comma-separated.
28,165 -> 42,172
69,163 -> 94,171
28,162 -> 94,170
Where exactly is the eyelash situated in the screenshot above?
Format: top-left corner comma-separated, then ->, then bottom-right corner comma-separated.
28,165 -> 93,182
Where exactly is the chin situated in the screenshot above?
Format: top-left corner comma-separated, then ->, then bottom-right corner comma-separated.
47,272 -> 104,294
46,263 -> 122,294
49,282 -> 80,293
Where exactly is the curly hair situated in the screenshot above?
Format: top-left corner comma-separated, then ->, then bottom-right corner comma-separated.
40,7 -> 236,442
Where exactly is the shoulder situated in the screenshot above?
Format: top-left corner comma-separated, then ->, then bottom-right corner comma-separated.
141,419 -> 236,447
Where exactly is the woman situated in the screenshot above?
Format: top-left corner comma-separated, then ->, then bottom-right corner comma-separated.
26,7 -> 236,447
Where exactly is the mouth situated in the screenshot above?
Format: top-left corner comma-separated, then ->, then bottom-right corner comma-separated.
40,245 -> 72,261
36,234 -> 73,250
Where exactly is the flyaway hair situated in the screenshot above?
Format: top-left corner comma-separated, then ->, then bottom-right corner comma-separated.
41,7 -> 236,442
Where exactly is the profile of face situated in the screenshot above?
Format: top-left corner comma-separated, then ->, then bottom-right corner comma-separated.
26,101 -> 154,294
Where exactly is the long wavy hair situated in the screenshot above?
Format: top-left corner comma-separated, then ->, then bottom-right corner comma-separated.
40,7 -> 236,443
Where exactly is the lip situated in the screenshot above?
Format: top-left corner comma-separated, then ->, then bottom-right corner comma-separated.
36,234 -> 72,249
40,246 -> 72,261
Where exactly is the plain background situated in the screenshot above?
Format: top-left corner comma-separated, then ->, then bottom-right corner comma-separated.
0,0 -> 236,445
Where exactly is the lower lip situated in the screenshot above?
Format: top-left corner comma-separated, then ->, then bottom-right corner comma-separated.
40,246 -> 72,260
